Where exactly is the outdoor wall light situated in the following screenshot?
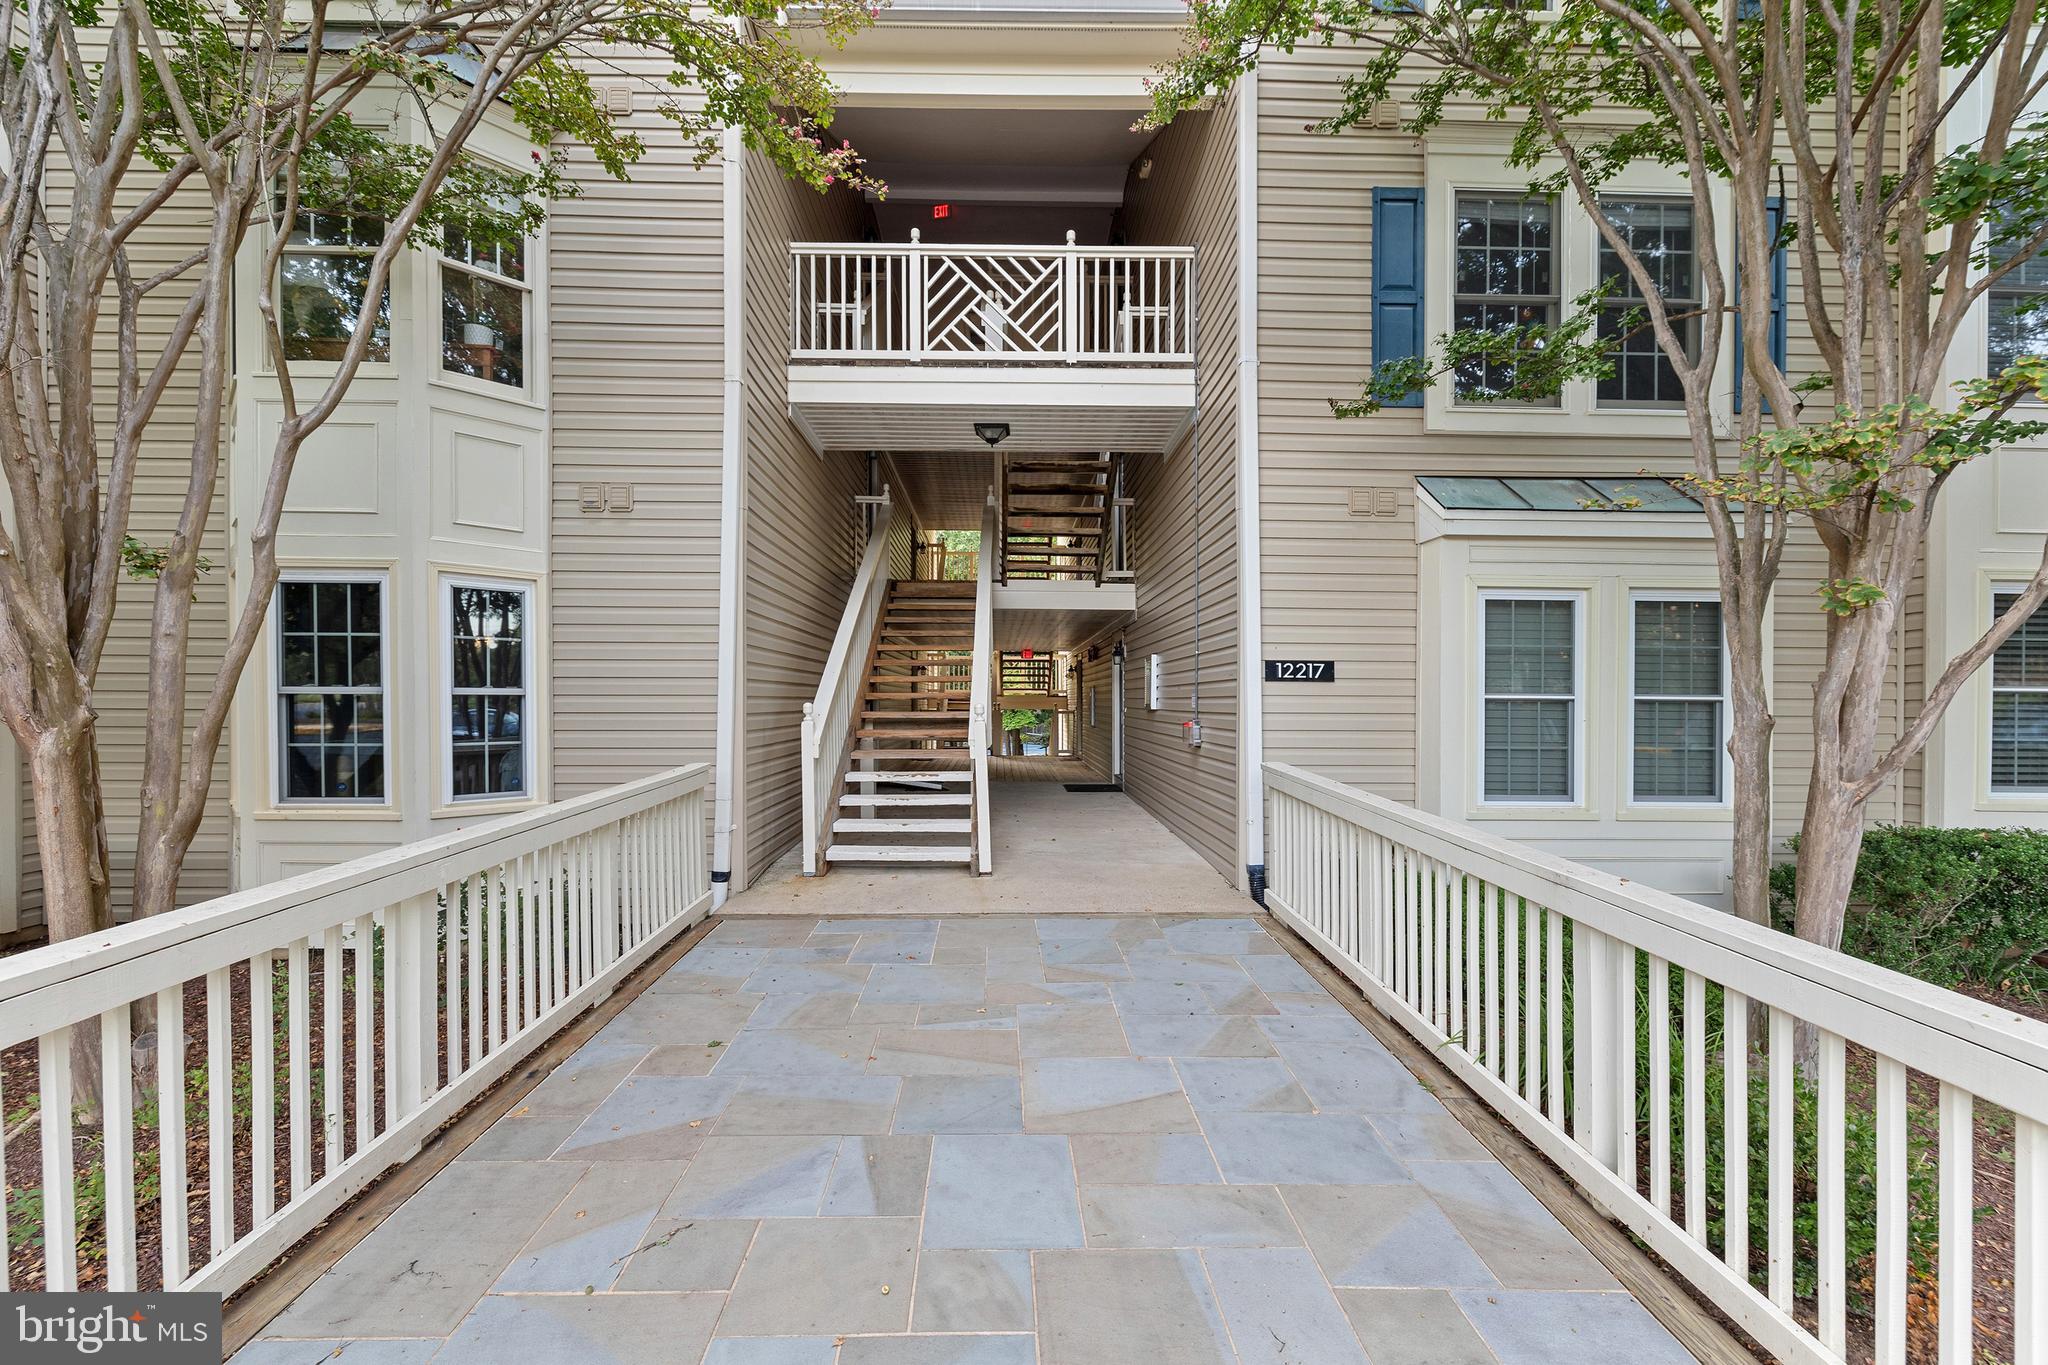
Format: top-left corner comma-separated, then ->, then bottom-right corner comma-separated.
974,421 -> 1011,449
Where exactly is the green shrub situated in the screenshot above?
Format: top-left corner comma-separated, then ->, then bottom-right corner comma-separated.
1768,826 -> 2048,996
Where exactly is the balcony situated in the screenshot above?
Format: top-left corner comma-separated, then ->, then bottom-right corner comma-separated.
786,236 -> 1199,453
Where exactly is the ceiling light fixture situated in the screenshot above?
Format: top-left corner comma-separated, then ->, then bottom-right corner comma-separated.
974,421 -> 1011,449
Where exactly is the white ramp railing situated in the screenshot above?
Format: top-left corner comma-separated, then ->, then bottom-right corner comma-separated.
1263,762 -> 2048,1365
790,234 -> 1196,364
800,494 -> 896,875
0,764 -> 710,1296
969,490 -> 997,874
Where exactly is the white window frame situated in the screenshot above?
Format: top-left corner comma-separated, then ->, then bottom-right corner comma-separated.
1625,590 -> 1732,808
1476,589 -> 1585,807
437,225 -> 534,397
1592,195 -> 1703,412
272,569 -> 391,807
442,574 -> 536,806
1988,581 -> 2048,796
1451,190 -> 1562,407
270,193 -> 392,373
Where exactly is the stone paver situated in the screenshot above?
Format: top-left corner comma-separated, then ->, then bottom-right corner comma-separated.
235,914 -> 1697,1365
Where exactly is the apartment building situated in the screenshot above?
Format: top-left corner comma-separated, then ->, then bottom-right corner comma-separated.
3,0 -> 2043,933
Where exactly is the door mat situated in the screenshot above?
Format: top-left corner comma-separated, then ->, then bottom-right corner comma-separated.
1063,783 -> 1124,793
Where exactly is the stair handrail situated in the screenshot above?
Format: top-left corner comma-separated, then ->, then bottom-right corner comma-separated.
969,489 -> 997,874
801,492 -> 897,876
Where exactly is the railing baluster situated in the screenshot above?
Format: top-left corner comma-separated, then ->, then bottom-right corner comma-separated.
445,880 -> 464,1083
1650,955 -> 1672,1213
1544,908 -> 1565,1127
1682,969 -> 1706,1238
323,924 -> 345,1173
250,950 -> 275,1223
206,967 -> 232,1262
1722,987 -> 1748,1277
1874,1055 -> 1908,1365
100,1007 -> 137,1291
1767,1005 -> 1794,1309
1818,1028 -> 1848,1356
1937,1083 -> 1974,1365
2017,1116 -> 2045,1365
488,866 -> 505,1050
1616,943 -> 1639,1190
1523,899 -> 1541,1109
1446,865 -> 1464,1045
288,937 -> 311,1198
39,1027 -> 77,1290
157,983 -> 188,1288
354,913 -> 376,1145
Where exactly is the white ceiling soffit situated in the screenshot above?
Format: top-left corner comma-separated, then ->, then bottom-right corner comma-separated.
993,598 -> 1136,652
885,451 -> 998,528
798,403 -> 1188,454
789,366 -> 1195,455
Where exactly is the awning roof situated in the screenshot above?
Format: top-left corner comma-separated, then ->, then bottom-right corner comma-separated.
1416,475 -> 1701,513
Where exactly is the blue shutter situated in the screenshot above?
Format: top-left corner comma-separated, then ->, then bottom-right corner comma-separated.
1735,196 -> 1787,413
1372,186 -> 1426,408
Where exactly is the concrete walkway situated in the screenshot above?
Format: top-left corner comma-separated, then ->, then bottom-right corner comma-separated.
232,914 -> 1697,1365
728,782 -> 1251,917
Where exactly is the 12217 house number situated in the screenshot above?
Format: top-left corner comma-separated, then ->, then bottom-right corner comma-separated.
1264,660 -> 1335,682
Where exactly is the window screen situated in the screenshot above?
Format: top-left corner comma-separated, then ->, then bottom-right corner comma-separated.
449,584 -> 529,799
276,579 -> 385,802
1632,599 -> 1724,801
1991,590 -> 2048,792
1482,597 -> 1576,801
1987,233 -> 2048,376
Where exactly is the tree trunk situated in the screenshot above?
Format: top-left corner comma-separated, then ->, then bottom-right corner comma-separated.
1792,777 -> 1864,955
1725,610 -> 1775,928
27,726 -> 115,1123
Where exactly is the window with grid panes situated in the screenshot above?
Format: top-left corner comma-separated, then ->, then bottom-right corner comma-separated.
1482,596 -> 1577,801
1991,590 -> 2048,792
1987,232 -> 2048,377
1596,198 -> 1700,407
1453,194 -> 1559,402
449,583 -> 529,799
276,194 -> 390,363
1631,599 -> 1725,802
276,579 -> 386,802
440,226 -> 529,388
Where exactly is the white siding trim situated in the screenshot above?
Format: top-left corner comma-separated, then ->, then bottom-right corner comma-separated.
713,124 -> 748,905
1235,68 -> 1267,888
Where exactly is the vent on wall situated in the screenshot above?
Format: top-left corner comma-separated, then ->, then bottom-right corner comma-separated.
599,85 -> 635,118
1348,488 -> 1399,518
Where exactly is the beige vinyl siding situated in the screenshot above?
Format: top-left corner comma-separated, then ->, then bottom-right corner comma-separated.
17,168 -> 231,929
549,65 -> 727,800
1075,626 -> 1121,780
738,154 -> 869,883
1119,98 -> 1243,886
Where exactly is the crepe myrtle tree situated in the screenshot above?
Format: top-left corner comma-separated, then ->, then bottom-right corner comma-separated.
0,0 -> 876,1055
1148,0 -> 2048,951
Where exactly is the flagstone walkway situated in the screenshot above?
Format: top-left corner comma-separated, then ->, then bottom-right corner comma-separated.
230,915 -> 1699,1365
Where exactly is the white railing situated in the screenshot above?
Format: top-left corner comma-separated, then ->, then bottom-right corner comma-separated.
800,494 -> 897,876
0,764 -> 710,1297
1263,763 -> 2048,1365
969,491 -> 997,874
790,233 -> 1195,364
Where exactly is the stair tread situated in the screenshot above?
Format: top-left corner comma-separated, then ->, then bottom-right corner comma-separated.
855,728 -> 971,738
840,792 -> 972,806
848,748 -> 970,761
827,845 -> 974,863
844,771 -> 974,782
833,818 -> 973,833
1007,482 -> 1110,495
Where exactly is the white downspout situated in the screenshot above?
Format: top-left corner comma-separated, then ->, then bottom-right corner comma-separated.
1233,73 -> 1269,902
711,126 -> 748,908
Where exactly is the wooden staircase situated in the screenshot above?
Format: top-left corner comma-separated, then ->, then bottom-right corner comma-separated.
825,580 -> 978,866
1002,454 -> 1115,582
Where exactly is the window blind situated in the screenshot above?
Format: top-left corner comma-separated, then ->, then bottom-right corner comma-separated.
1632,599 -> 1724,801
1483,597 -> 1575,800
1992,591 -> 2048,792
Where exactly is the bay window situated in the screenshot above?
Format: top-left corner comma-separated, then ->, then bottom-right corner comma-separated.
1991,589 -> 2048,793
447,580 -> 531,800
276,577 -> 387,803
1630,597 -> 1726,803
440,227 -> 529,389
277,196 -> 391,363
1481,594 -> 1580,803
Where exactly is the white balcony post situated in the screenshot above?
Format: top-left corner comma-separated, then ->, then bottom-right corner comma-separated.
909,229 -> 926,362
389,892 -> 441,1115
1062,230 -> 1080,362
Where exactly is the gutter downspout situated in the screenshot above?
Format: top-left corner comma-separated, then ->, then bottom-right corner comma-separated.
1233,73 -> 1269,904
711,126 -> 748,908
